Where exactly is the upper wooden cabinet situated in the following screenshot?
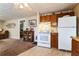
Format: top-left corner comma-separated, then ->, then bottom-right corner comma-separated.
56,12 -> 74,18
50,15 -> 57,23
40,15 -> 51,22
40,15 -> 57,22
40,12 -> 74,22
40,16 -> 46,22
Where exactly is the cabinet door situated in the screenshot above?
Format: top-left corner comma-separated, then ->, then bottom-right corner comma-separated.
51,33 -> 58,48
40,16 -> 46,22
72,40 -> 79,56
46,15 -> 51,22
50,15 -> 57,23
40,15 -> 51,22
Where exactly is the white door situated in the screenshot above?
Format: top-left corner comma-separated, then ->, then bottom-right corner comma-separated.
58,16 -> 76,28
58,28 -> 76,50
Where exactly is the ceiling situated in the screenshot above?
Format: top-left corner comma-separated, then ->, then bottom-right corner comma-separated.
0,3 -> 77,20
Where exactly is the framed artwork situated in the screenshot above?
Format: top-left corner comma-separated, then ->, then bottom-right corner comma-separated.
6,23 -> 16,28
29,19 -> 37,27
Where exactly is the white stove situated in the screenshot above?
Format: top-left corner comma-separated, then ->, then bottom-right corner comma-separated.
37,22 -> 51,48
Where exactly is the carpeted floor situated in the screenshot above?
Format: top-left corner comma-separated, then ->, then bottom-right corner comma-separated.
0,39 -> 36,56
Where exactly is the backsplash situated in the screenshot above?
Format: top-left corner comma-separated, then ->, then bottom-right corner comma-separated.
51,22 -> 58,33
51,27 -> 58,33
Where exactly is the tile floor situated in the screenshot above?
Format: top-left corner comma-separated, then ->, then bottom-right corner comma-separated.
19,46 -> 71,56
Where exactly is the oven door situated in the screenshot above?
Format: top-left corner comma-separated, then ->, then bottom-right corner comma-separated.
37,32 -> 51,48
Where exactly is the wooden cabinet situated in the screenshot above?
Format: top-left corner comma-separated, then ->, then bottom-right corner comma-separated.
40,15 -> 57,23
40,16 -> 46,22
40,12 -> 74,22
56,12 -> 74,18
40,15 -> 51,22
50,15 -> 57,23
72,39 -> 79,56
51,33 -> 58,48
46,15 -> 51,21
23,31 -> 34,42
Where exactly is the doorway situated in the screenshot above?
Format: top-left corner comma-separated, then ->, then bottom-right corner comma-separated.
20,20 -> 25,38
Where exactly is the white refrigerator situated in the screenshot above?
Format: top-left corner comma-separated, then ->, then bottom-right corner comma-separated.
58,16 -> 77,51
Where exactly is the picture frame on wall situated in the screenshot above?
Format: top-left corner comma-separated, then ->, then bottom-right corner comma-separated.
29,19 -> 37,27
6,23 -> 16,28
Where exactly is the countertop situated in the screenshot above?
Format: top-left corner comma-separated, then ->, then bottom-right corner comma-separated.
72,37 -> 79,42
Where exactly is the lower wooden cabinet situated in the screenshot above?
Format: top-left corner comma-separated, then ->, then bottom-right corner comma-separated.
51,33 -> 58,49
72,39 -> 79,56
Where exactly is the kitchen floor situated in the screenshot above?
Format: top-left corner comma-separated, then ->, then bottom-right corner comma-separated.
19,46 -> 71,56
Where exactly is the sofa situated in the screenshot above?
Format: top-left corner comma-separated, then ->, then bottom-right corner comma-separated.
0,30 -> 9,39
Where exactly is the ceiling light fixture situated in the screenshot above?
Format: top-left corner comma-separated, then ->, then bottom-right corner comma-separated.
19,4 -> 24,8
15,3 -> 30,8
23,3 -> 29,7
14,3 -> 32,11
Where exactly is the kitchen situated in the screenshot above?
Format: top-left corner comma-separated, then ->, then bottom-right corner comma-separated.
16,4 -> 79,56
19,7 -> 79,56
37,10 -> 75,49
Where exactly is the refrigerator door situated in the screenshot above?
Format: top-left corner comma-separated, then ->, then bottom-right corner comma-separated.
58,28 -> 76,50
58,16 -> 76,28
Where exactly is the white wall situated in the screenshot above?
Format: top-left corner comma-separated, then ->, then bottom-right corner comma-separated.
0,21 -> 5,29
4,19 -> 20,39
74,4 -> 79,35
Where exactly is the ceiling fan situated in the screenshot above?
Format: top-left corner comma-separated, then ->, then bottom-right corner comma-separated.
14,3 -> 32,11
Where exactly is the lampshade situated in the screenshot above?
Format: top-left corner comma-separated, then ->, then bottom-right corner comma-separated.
0,28 -> 2,31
